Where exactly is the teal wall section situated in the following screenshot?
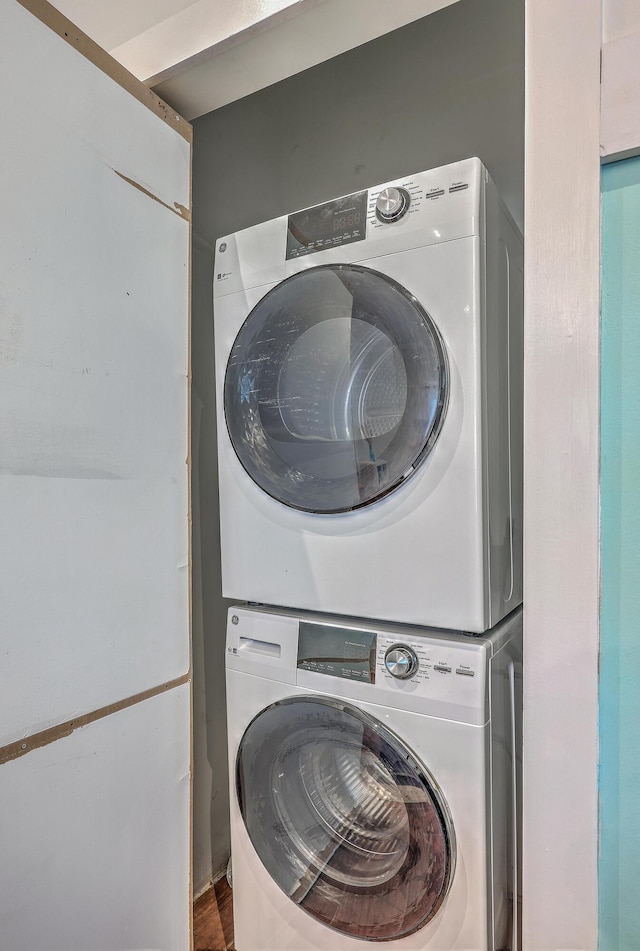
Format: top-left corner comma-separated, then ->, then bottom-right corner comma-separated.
600,156 -> 640,950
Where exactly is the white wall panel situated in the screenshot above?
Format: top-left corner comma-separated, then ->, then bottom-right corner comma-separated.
0,0 -> 190,744
0,685 -> 191,950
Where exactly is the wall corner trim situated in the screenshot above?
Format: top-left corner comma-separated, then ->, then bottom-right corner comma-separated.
523,1 -> 601,947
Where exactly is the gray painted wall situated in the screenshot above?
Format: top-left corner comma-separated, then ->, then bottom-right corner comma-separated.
190,0 -> 524,890
191,235 -> 233,894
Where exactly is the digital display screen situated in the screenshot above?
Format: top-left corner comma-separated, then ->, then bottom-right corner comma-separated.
286,191 -> 368,260
297,622 -> 376,683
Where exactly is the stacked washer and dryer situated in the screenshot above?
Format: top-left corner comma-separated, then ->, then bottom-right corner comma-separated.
213,157 -> 523,950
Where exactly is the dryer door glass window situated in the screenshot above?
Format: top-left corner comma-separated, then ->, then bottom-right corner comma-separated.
236,696 -> 456,942
224,264 -> 448,513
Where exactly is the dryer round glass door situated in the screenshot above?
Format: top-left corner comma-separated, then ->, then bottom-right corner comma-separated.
224,264 -> 448,513
236,696 -> 456,942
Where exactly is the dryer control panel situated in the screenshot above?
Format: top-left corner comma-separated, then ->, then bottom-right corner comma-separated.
215,157 -> 489,298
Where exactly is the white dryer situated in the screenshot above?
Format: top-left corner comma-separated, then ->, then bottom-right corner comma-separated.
214,158 -> 523,633
226,604 -> 522,950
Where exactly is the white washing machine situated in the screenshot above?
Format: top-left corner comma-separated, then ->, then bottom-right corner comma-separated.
226,604 -> 522,950
214,158 -> 523,633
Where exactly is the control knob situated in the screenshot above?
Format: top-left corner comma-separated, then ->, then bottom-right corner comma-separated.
375,186 -> 411,223
384,644 -> 419,679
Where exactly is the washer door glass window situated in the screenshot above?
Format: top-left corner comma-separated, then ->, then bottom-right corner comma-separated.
224,264 -> 448,513
236,696 -> 455,942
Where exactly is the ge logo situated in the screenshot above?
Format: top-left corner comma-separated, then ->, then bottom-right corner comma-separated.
231,614 -> 239,625
219,242 -> 227,253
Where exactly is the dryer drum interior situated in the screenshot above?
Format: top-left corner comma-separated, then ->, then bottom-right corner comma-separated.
236,696 -> 456,942
224,264 -> 449,514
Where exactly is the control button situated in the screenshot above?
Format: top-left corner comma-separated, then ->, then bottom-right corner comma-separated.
449,182 -> 469,193
427,189 -> 445,198
433,664 -> 452,673
456,667 -> 475,677
375,187 -> 411,223
384,644 -> 419,679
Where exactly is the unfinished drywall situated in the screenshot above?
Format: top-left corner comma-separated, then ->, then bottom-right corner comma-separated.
190,0 -> 523,886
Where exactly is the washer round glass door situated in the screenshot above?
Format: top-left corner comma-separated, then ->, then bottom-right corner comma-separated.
224,264 -> 448,513
236,696 -> 456,942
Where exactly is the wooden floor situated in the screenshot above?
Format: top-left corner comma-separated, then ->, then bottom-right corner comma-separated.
193,877 -> 234,951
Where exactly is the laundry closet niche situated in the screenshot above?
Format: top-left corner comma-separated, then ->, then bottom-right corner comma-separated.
188,0 -> 524,895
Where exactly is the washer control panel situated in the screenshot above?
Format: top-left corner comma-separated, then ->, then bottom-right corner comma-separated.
375,632 -> 485,706
228,607 -> 490,722
294,618 -> 485,705
383,644 -> 419,679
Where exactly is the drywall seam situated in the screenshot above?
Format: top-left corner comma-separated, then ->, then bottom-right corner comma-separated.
0,671 -> 191,766
113,168 -> 191,220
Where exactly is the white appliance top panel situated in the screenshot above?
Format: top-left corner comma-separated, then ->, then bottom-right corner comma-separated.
224,605 -> 513,725
214,157 -> 486,298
